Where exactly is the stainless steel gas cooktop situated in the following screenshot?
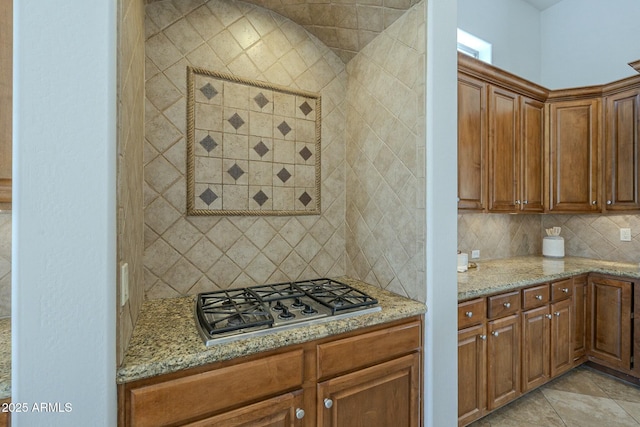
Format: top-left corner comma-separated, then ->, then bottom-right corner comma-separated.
195,278 -> 381,346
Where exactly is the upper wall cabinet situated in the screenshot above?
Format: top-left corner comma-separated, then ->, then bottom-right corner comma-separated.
458,53 -> 640,214
547,98 -> 601,213
0,0 -> 11,206
603,82 -> 640,211
458,73 -> 487,211
487,86 -> 544,213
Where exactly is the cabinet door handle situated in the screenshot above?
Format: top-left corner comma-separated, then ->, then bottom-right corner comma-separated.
296,408 -> 305,419
523,200 -> 528,205
535,295 -> 542,300
491,331 -> 499,337
592,200 -> 597,205
545,314 -> 552,319
554,312 -> 560,317
479,334 -> 487,341
607,200 -> 612,205
465,311 -> 473,318
562,288 -> 569,293
324,398 -> 334,409
503,302 -> 511,308
515,200 -> 521,205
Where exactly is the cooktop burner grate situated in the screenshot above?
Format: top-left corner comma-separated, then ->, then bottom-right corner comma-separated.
195,278 -> 380,345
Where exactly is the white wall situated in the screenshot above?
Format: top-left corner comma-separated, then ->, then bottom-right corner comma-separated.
541,0 -> 640,88
12,1 -> 117,426
425,0 -> 459,426
458,0 -> 542,83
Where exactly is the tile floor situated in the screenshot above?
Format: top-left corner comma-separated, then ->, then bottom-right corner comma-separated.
469,365 -> 640,427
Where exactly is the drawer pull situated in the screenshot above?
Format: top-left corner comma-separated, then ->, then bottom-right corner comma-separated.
503,302 -> 511,308
545,314 -> 552,319
554,312 -> 560,317
491,331 -> 499,337
562,288 -> 569,293
535,295 -> 542,300
324,398 -> 334,409
296,408 -> 305,419
479,335 -> 486,341
465,311 -> 473,318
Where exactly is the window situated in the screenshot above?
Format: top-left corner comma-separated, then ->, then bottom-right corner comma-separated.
457,29 -> 492,64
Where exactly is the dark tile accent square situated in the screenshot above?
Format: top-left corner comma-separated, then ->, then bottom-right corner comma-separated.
299,191 -> 312,206
253,190 -> 269,206
200,135 -> 218,152
254,141 -> 270,157
254,92 -> 270,109
299,146 -> 312,161
299,101 -> 313,116
228,113 -> 245,130
200,83 -> 218,100
277,167 -> 292,183
227,163 -> 245,181
199,188 -> 218,206
277,120 -> 292,137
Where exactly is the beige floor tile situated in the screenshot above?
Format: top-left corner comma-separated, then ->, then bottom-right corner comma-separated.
583,369 -> 640,403
618,400 -> 640,423
542,388 -> 639,427
544,366 -> 609,398
489,390 -> 566,427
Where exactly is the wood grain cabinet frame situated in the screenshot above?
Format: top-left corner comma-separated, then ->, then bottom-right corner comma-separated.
0,0 -> 12,206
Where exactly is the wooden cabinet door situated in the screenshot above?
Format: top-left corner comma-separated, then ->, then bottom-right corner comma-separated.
458,73 -> 487,211
604,87 -> 640,211
317,353 -> 420,427
0,398 -> 8,427
520,97 -> 545,212
458,324 -> 486,426
487,314 -> 520,411
550,298 -> 573,377
521,306 -> 550,392
588,276 -> 632,371
488,86 -> 519,212
572,275 -> 588,363
183,391 -> 304,427
548,99 -> 601,212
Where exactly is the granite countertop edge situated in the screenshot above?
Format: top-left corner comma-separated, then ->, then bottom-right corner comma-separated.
117,278 -> 426,384
0,317 -> 10,400
458,256 -> 640,301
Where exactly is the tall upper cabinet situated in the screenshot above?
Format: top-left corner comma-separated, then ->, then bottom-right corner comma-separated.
458,53 -> 640,214
547,96 -> 601,213
603,80 -> 640,211
0,0 -> 12,206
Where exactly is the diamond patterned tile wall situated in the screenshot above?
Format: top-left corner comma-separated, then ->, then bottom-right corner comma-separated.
0,212 -> 11,318
458,214 -> 543,260
345,2 -> 426,303
144,0 -> 346,299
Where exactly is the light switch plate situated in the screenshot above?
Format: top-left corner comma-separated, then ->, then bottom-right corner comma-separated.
621,228 -> 632,242
120,262 -> 129,307
471,250 -> 480,259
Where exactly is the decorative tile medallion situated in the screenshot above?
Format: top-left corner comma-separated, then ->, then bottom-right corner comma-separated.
186,66 -> 321,216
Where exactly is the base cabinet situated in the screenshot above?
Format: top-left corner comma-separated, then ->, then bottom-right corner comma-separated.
0,398 -> 8,427
458,324 -> 486,426
487,315 -> 520,410
120,317 -> 423,427
572,275 -> 588,362
317,354 -> 420,427
588,275 -> 633,371
521,306 -> 550,392
550,298 -> 573,377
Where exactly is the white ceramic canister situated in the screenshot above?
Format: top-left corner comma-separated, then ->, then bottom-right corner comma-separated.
542,236 -> 565,258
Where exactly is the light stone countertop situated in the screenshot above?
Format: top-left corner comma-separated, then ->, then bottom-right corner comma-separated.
0,318 -> 10,399
458,256 -> 640,301
117,277 -> 426,384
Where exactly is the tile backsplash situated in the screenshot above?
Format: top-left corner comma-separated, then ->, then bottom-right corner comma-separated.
0,211 -> 9,318
144,0 -> 347,298
458,213 -> 640,263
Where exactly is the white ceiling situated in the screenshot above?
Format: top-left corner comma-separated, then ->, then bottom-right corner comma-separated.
522,0 -> 564,10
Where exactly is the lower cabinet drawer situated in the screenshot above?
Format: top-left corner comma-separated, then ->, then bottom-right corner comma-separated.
317,321 -> 422,380
128,350 -> 304,427
487,291 -> 520,319
551,279 -> 573,301
458,298 -> 487,329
